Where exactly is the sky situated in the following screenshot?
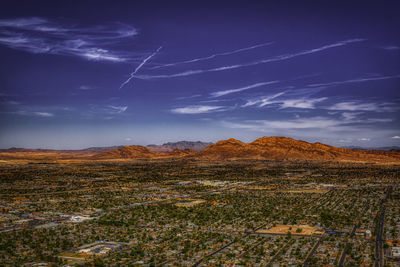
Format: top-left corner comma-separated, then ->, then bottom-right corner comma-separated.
0,0 -> 399,149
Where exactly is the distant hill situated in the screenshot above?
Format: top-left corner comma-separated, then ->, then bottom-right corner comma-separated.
0,146 -> 122,153
0,142 -> 211,153
147,141 -> 213,152
93,145 -> 195,159
93,146 -> 160,159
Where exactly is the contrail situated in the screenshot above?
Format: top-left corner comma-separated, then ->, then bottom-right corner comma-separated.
119,46 -> 162,89
133,39 -> 365,80
211,81 -> 279,97
308,74 -> 400,87
150,42 -> 274,69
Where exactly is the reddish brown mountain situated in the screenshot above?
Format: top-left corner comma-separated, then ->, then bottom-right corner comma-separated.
1,137 -> 400,163
93,146 -> 160,159
195,136 -> 400,163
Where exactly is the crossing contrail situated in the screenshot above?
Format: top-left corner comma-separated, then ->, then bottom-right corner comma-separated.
133,39 -> 365,80
119,46 -> 162,89
150,42 -> 274,69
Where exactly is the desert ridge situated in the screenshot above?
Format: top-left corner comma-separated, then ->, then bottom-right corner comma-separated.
92,136 -> 400,163
194,137 -> 400,162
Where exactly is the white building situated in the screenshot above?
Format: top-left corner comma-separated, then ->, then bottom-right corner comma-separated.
392,247 -> 400,258
69,215 -> 92,223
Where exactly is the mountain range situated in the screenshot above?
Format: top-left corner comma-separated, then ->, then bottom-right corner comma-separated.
1,137 -> 400,164
0,141 -> 212,153
92,137 -> 400,163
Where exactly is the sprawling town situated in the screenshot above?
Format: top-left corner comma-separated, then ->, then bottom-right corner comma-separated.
0,160 -> 399,266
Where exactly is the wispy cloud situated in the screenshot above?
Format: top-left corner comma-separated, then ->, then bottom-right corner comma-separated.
342,112 -> 363,121
381,45 -> 400,51
308,74 -> 400,87
0,17 -> 139,62
211,81 -> 279,97
358,138 -> 370,141
108,105 -> 128,113
33,112 -> 54,117
119,46 -> 162,89
133,39 -> 365,80
79,85 -> 96,90
326,101 -> 397,112
242,92 -> 285,107
176,94 -> 202,100
6,108 -> 57,117
243,93 -> 327,109
223,117 -> 346,130
171,105 -> 226,114
82,104 -> 129,120
392,136 -> 400,139
223,113 -> 392,132
277,98 -> 327,109
1,100 -> 20,105
151,42 -> 274,69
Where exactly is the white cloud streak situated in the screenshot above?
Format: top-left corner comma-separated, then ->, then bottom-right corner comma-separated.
223,114 -> 392,132
133,39 -> 365,80
176,94 -> 202,100
151,42 -> 274,69
119,46 -> 162,89
326,101 -> 397,112
342,112 -> 363,121
211,81 -> 279,97
277,98 -> 327,109
243,93 -> 327,109
108,105 -> 128,113
223,117 -> 346,130
381,46 -> 400,51
242,92 -> 285,107
79,85 -> 96,90
171,105 -> 226,114
33,112 -> 54,117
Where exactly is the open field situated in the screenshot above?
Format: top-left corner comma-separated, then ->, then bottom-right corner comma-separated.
256,224 -> 324,235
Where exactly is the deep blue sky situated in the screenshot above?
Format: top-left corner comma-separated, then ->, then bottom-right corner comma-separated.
0,0 -> 399,149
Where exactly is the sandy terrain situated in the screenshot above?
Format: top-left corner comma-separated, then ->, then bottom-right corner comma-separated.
256,224 -> 324,235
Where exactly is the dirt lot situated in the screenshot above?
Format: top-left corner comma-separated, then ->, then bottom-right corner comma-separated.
256,224 -> 324,235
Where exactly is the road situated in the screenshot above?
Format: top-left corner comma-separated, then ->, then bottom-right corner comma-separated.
303,236 -> 324,267
338,223 -> 358,267
266,239 -> 295,266
375,186 -> 392,267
